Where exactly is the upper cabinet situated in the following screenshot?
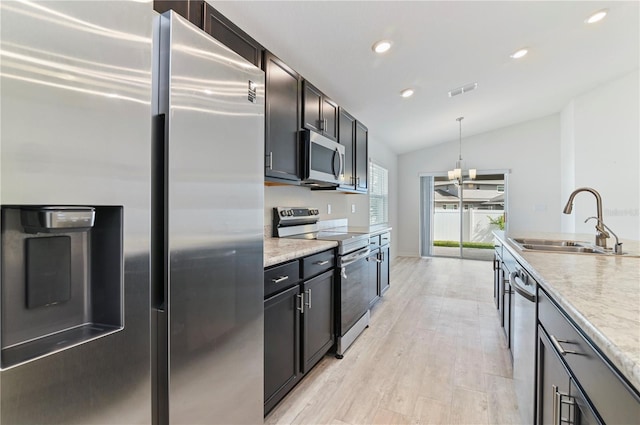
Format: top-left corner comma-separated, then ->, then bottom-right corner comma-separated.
264,52 -> 302,183
337,108 -> 368,193
154,0 -> 204,27
202,3 -> 263,68
154,1 -> 263,68
355,121 -> 368,192
302,81 -> 338,141
338,108 -> 356,190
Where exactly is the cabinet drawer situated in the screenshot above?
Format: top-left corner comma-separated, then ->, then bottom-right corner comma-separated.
368,235 -> 380,250
302,250 -> 334,280
265,261 -> 300,298
538,289 -> 640,424
379,232 -> 391,247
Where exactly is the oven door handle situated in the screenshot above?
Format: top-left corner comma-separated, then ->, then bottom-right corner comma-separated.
338,247 -> 371,268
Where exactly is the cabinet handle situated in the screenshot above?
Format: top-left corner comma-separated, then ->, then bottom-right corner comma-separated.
324,118 -> 328,132
552,385 -> 559,425
297,293 -> 304,314
314,260 -> 329,266
380,251 -> 384,262
266,152 -> 273,170
550,334 -> 579,356
305,289 -> 312,309
271,275 -> 289,284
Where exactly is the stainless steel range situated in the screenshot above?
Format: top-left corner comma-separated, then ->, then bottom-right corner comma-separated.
273,207 -> 372,357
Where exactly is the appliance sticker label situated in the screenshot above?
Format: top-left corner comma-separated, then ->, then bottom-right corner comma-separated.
248,80 -> 257,103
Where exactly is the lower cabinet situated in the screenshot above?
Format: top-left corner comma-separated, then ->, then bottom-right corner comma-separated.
366,249 -> 380,308
379,244 -> 390,295
264,285 -> 300,414
264,252 -> 335,415
301,270 -> 335,373
537,288 -> 640,424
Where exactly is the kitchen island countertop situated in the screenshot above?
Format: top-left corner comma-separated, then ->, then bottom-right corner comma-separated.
495,230 -> 640,392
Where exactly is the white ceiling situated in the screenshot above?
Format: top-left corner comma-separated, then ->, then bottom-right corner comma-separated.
213,1 -> 639,155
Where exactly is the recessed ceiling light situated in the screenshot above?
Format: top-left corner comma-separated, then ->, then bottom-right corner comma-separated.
400,88 -> 414,98
510,48 -> 528,59
372,40 -> 392,54
586,9 -> 608,24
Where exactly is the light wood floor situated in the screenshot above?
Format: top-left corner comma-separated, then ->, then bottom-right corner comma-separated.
265,256 -> 520,425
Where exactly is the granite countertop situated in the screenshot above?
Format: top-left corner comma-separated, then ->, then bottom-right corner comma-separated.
264,226 -> 392,268
494,231 -> 640,391
264,237 -> 338,268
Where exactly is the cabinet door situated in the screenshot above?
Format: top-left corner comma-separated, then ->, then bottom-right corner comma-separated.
154,0 -> 204,27
264,52 -> 301,182
302,81 -> 322,134
493,253 -> 501,309
301,270 -> 334,373
379,246 -> 390,295
322,97 -> 339,141
537,325 -> 571,425
366,250 -> 380,308
338,108 -> 356,189
355,121 -> 368,192
264,285 -> 301,414
203,3 -> 263,68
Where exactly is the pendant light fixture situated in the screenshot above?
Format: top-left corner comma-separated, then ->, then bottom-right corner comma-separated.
448,117 -> 476,183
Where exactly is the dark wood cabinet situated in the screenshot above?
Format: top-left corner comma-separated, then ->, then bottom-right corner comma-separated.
537,289 -> 640,425
264,284 -> 301,415
379,245 -> 390,295
302,80 -> 338,141
264,249 -> 336,415
301,270 -> 334,373
338,108 -> 356,189
264,52 -> 301,183
537,325 -> 572,425
154,0 -> 204,27
202,3 -> 263,68
355,121 -> 368,192
366,250 -> 380,308
337,108 -> 369,193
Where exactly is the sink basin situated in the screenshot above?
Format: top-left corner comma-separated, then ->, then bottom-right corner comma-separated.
509,238 -> 609,255
512,238 -> 585,247
519,243 -> 606,254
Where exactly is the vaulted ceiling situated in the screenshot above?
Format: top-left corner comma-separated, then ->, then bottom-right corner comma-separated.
213,1 -> 639,154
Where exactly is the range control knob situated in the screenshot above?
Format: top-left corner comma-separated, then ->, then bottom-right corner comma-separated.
287,210 -> 293,216
314,209 -> 319,215
279,210 -> 287,217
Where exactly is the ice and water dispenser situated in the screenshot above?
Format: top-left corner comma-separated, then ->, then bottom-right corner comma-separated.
1,205 -> 123,369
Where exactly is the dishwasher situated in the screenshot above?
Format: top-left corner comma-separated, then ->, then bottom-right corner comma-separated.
510,263 -> 537,424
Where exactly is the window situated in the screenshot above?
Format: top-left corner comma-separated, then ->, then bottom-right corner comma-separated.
369,162 -> 388,225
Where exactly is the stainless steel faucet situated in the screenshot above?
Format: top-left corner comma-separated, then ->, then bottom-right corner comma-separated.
563,187 -> 610,249
585,217 -> 623,254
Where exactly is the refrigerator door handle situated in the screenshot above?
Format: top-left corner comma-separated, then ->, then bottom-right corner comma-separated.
151,112 -> 167,312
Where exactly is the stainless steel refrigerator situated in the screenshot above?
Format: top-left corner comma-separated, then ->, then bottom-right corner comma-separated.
0,1 -> 153,423
151,11 -> 265,424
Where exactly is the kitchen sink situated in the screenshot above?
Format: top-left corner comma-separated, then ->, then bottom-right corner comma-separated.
509,238 -> 609,255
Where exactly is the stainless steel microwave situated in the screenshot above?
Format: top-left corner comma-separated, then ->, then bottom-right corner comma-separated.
301,129 -> 345,186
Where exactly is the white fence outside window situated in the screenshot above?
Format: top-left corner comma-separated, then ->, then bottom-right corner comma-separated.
433,209 -> 504,243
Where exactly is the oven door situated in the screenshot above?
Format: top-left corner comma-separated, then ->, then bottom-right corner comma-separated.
338,247 -> 370,336
302,129 -> 345,185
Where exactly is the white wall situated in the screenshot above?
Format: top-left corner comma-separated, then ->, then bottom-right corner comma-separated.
560,70 -> 640,241
265,135 -> 399,258
398,115 -> 562,257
